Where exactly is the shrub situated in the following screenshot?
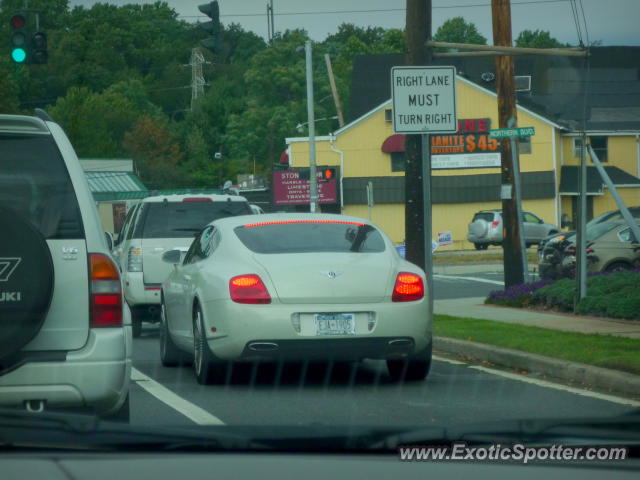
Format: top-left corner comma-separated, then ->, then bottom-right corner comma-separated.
486,278 -> 553,307
533,278 -> 575,311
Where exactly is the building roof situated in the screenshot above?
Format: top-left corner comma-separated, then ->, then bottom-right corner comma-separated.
349,47 -> 640,132
558,166 -> 640,195
80,158 -> 134,173
84,171 -> 148,201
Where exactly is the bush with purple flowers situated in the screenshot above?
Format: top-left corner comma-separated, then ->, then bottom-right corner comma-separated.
485,269 -> 640,320
485,278 -> 554,307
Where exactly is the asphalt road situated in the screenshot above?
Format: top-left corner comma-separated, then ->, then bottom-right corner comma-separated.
433,271 -> 504,299
124,271 -> 637,429
129,324 -> 636,428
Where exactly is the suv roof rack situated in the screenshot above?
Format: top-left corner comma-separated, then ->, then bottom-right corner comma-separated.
34,108 -> 53,122
0,114 -> 50,134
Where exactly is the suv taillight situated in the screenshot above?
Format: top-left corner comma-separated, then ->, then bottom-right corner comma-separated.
229,274 -> 271,304
392,272 -> 425,302
491,220 -> 500,227
127,246 -> 143,272
89,253 -> 123,327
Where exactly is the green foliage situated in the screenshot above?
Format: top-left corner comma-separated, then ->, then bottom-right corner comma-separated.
515,29 -> 563,48
0,3 -> 404,190
433,17 -> 487,45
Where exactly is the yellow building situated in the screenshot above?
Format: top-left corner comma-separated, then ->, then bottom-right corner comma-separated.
284,73 -> 640,250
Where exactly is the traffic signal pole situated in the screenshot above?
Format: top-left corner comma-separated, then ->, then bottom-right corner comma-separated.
405,0 -> 433,321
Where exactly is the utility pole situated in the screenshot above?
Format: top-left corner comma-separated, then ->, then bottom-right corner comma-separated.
405,0 -> 432,273
492,0 -> 524,287
266,0 -> 275,44
324,54 -> 345,127
304,40 -> 319,212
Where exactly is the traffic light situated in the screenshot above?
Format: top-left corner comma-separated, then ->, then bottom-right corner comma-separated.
32,31 -> 47,64
198,1 -> 221,53
9,13 -> 47,64
10,13 -> 28,63
319,167 -> 336,182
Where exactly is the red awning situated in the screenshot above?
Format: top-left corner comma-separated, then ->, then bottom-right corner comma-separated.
381,134 -> 406,153
279,150 -> 289,164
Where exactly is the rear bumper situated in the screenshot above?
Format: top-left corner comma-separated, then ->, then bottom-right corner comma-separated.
0,328 -> 132,415
123,271 -> 161,307
239,337 -> 418,361
200,298 -> 431,362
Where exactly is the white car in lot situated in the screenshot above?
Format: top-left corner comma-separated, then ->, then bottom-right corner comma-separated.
112,194 -> 253,337
0,112 -> 130,419
160,214 -> 432,384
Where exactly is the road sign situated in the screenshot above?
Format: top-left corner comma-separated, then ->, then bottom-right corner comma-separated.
489,126 -> 535,138
391,66 -> 457,134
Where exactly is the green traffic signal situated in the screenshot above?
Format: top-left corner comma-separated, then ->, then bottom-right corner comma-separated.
10,13 -> 29,64
11,47 -> 27,63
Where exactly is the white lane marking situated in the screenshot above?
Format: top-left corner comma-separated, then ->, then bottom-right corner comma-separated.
131,368 -> 225,425
433,355 -> 466,365
434,274 -> 504,286
468,365 -> 640,408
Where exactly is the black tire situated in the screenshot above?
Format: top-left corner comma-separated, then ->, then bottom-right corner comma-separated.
387,343 -> 432,382
606,262 -> 631,273
160,297 -> 188,367
102,394 -> 130,423
193,304 -> 227,385
481,243 -> 489,250
0,206 -> 54,362
474,243 -> 482,250
131,312 -> 143,338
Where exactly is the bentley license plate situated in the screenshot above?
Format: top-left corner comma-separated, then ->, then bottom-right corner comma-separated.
314,313 -> 356,335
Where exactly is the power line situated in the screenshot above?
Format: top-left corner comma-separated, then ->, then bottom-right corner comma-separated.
178,0 -> 571,19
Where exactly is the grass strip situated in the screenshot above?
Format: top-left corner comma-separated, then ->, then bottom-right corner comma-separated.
434,314 -> 640,375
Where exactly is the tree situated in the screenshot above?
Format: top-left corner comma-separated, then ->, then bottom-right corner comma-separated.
433,17 -> 487,45
123,115 -> 187,189
515,29 -> 563,48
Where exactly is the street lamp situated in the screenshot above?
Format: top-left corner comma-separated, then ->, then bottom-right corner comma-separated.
296,116 -> 338,133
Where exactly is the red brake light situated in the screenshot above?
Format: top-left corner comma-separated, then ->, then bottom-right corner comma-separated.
89,253 -> 123,327
392,272 -> 425,302
491,220 -> 500,227
243,220 -> 365,228
229,274 -> 271,304
182,197 -> 213,202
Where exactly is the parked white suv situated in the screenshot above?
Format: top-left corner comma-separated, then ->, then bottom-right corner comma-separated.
467,209 -> 558,250
112,194 -> 252,337
0,112 -> 131,419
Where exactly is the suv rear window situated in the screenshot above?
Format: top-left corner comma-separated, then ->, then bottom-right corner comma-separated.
136,200 -> 252,239
473,212 -> 496,222
0,134 -> 84,239
234,221 -> 386,254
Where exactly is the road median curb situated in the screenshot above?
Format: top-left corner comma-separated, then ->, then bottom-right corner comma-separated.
434,336 -> 640,397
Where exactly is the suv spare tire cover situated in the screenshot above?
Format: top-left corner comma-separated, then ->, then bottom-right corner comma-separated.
0,205 -> 54,359
469,219 -> 488,237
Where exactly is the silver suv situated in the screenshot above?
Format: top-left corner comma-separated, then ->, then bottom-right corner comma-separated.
467,209 -> 558,250
0,112 -> 131,419
112,194 -> 253,337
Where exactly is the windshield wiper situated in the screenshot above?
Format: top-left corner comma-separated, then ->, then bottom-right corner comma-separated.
0,409 -> 262,452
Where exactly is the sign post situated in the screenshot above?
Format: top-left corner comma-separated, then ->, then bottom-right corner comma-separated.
391,66 -> 457,323
490,124 -> 536,282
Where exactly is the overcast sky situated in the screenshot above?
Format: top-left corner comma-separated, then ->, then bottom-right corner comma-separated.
69,0 -> 638,46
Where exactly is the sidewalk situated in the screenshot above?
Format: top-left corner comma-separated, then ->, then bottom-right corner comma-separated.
435,297 -> 640,338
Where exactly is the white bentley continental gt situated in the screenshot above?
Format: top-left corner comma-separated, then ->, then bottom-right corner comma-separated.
160,214 -> 432,384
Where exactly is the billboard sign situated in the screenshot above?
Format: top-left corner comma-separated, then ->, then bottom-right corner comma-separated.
273,170 -> 337,206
